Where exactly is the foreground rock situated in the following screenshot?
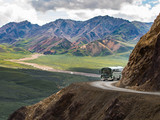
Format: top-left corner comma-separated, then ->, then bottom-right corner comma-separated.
116,13 -> 160,91
9,83 -> 160,120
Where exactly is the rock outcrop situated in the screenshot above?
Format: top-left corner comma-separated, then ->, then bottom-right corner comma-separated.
8,83 -> 160,120
116,13 -> 160,91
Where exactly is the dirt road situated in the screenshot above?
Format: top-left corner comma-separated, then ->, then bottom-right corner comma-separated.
10,54 -> 100,78
10,54 -> 160,95
90,81 -> 160,96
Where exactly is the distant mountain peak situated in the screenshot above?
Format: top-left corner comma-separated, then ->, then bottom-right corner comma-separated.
19,20 -> 30,24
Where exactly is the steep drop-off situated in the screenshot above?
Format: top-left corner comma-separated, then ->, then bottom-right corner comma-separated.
8,83 -> 160,120
116,13 -> 160,91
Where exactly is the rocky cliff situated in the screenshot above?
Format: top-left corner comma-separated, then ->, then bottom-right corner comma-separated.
8,83 -> 160,120
116,13 -> 160,91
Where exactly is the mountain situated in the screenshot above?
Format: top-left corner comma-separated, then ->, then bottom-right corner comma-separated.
27,36 -> 72,54
0,21 -> 39,44
116,13 -> 160,91
72,39 -> 134,56
0,16 -> 152,56
8,82 -> 160,120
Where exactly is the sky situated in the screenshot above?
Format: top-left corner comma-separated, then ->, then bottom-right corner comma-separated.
0,0 -> 160,27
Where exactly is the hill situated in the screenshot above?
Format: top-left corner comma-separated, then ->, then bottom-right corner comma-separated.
0,15 -> 152,56
75,39 -> 134,56
116,13 -> 160,91
0,44 -> 28,53
8,82 -> 160,120
0,67 -> 97,120
0,44 -> 32,68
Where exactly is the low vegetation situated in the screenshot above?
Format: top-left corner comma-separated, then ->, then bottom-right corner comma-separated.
0,67 -> 98,120
0,44 -> 31,68
27,53 -> 129,74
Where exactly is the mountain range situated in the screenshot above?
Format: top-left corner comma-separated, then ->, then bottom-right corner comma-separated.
0,15 -> 152,56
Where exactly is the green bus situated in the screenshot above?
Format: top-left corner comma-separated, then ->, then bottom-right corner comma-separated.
100,66 -> 123,81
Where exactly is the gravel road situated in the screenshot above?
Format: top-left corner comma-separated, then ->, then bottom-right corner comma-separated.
10,54 -> 160,96
9,54 -> 100,78
90,81 -> 160,96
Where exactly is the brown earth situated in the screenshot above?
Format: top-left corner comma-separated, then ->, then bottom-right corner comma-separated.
80,39 -> 133,56
116,13 -> 160,91
8,82 -> 160,120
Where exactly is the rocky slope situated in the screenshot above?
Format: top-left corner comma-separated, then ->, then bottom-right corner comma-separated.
78,39 -> 133,56
0,21 -> 39,44
116,13 -> 160,91
0,15 -> 152,56
28,36 -> 72,54
8,82 -> 160,120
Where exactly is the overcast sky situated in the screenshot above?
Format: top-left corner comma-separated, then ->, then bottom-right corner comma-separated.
0,0 -> 160,27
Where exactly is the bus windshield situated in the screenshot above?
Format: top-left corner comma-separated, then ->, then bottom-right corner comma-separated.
100,68 -> 112,76
100,66 -> 123,81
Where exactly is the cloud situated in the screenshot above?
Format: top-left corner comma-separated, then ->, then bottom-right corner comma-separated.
61,0 -> 160,22
30,0 -> 160,23
0,0 -> 44,27
0,0 -> 159,27
31,0 -> 134,12
112,2 -> 160,22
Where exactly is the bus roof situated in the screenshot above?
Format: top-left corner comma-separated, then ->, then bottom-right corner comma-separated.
108,66 -> 123,71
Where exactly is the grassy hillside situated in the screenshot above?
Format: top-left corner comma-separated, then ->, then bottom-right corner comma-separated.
0,44 -> 32,68
0,67 -> 98,120
27,54 -> 129,74
0,44 -> 29,53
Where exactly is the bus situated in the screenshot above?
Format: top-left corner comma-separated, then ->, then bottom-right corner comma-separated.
100,66 -> 123,81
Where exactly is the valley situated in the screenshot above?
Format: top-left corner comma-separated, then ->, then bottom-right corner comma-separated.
0,13 -> 158,120
0,45 -> 32,69
9,54 -> 100,77
0,66 -> 98,120
0,51 -> 128,119
25,53 -> 128,74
